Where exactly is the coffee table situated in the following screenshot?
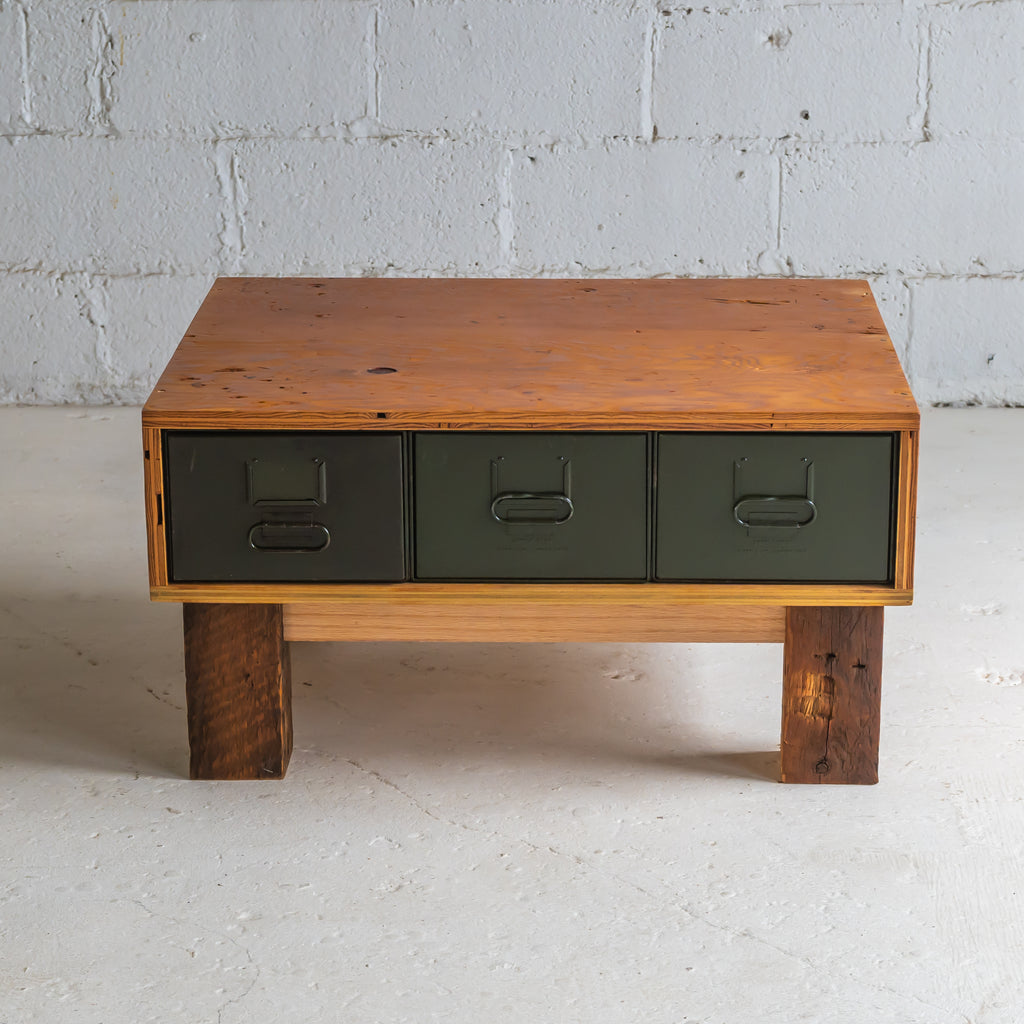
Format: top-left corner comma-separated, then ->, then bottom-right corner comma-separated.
142,278 -> 918,783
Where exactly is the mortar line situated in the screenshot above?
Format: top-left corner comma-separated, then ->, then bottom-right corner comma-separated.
370,7 -> 381,121
214,142 -> 244,272
641,7 -> 658,142
17,0 -> 32,128
775,150 -> 784,252
497,147 -> 515,271
231,149 -> 246,264
80,272 -> 116,382
904,278 -> 916,387
87,7 -> 116,134
916,9 -> 933,142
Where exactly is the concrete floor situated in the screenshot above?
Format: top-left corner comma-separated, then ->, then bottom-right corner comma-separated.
1,406 -> 1022,1023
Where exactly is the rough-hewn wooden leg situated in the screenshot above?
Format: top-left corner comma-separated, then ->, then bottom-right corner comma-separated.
183,603 -> 292,780
781,606 -> 884,785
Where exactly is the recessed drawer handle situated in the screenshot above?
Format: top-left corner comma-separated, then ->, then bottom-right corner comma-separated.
490,492 -> 574,525
733,496 -> 817,530
248,521 -> 331,552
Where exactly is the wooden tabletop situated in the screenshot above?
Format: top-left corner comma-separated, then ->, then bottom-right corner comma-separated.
142,277 -> 918,431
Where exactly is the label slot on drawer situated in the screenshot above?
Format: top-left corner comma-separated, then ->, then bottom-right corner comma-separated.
655,433 -> 896,582
165,432 -> 406,582
413,433 -> 648,580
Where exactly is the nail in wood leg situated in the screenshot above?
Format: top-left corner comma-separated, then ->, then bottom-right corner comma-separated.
781,606 -> 883,785
183,603 -> 292,780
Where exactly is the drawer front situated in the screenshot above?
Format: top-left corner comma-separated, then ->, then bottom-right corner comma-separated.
655,433 -> 895,582
414,433 -> 648,580
166,432 -> 405,582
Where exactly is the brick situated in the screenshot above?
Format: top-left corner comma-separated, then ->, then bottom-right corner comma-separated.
0,137 -> 220,274
782,142 -> 1024,277
111,1 -> 369,135
654,7 -> 919,143
512,141 -> 773,275
929,5 -> 1024,139
0,274 -> 99,403
24,0 -> 97,133
1,3 -> 27,132
233,139 -> 502,274
103,275 -> 213,399
380,2 -> 645,138
911,278 -> 1024,406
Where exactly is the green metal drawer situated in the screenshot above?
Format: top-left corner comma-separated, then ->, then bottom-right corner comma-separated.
655,433 -> 895,582
166,432 -> 405,582
414,433 -> 648,580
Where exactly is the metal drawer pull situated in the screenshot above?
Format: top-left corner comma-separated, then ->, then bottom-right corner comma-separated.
491,492 -> 574,525
733,496 -> 817,529
248,521 -> 331,552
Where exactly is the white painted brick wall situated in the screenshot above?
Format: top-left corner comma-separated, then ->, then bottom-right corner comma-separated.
928,5 -> 1024,141
379,2 -> 647,139
912,279 -> 1024,406
1,137 -> 220,274
654,7 -> 921,143
783,142 -> 1024,278
1,3 -> 27,132
113,2 -> 370,136
232,139 -> 504,274
512,141 -> 773,276
0,273 -> 101,402
1,0 -> 1022,405
22,0 -> 97,133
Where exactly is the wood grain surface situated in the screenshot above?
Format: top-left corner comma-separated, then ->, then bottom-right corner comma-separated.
780,606 -> 884,784
283,601 -> 785,643
152,582 -> 914,607
142,278 -> 919,432
893,428 -> 919,591
142,425 -> 168,588
183,603 -> 292,780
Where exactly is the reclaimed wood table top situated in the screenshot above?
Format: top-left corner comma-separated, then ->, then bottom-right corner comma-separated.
142,277 -> 918,432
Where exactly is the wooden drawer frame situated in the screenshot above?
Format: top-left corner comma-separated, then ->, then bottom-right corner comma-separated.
145,425 -> 917,609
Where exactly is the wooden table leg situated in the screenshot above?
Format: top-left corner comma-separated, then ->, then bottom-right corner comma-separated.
781,606 -> 883,785
182,603 -> 292,780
